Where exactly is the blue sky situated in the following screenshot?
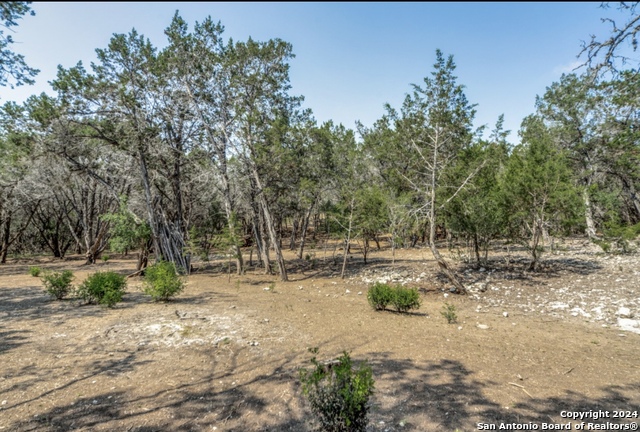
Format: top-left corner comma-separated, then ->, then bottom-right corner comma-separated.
2,2 -> 636,142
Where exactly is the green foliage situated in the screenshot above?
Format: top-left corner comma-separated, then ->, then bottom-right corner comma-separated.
42,270 -> 74,300
443,117 -> 511,262
143,261 -> 184,301
441,302 -> 458,324
101,254 -> 110,262
29,266 -> 41,277
599,222 -> 640,253
0,1 -> 39,88
299,349 -> 374,432
502,117 -> 583,268
353,185 -> 389,242
367,282 -> 394,310
76,271 -> 127,307
101,198 -> 151,254
391,286 -> 421,313
210,212 -> 244,264
367,283 -> 421,313
593,239 -> 611,253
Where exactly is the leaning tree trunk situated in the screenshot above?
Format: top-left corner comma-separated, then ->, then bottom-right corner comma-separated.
84,221 -> 110,265
154,206 -> 190,274
0,205 -> 39,264
136,238 -> 153,272
429,232 -> 466,294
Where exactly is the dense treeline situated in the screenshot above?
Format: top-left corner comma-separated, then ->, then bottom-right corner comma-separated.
1,11 -> 639,292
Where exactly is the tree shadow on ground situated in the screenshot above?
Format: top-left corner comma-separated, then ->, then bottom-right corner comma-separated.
287,257 -> 424,283
0,285 -> 109,324
0,280 -> 237,324
457,255 -> 604,288
6,344 -> 313,432
0,256 -> 101,277
0,329 -> 31,355
6,350 -> 638,432
368,354 -> 639,431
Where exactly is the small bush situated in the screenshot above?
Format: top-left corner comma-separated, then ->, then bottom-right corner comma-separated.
391,286 -> 421,313
101,254 -> 110,262
441,302 -> 458,324
42,270 -> 74,300
143,261 -> 184,301
299,349 -> 374,432
367,282 -> 394,310
593,239 -> 611,253
29,266 -> 42,277
76,271 -> 127,307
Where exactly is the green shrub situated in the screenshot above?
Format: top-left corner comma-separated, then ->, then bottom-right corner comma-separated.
441,302 -> 458,324
29,266 -> 42,277
76,271 -> 127,307
143,261 -> 184,301
367,282 -> 394,310
594,240 -> 611,253
42,270 -> 74,300
299,349 -> 374,432
391,285 -> 421,313
368,283 -> 421,313
101,254 -> 110,262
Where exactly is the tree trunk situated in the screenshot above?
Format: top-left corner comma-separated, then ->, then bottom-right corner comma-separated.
619,175 -> 640,222
312,212 -> 319,241
528,218 -> 542,271
251,165 -> 287,281
137,145 -> 190,274
0,215 -> 10,264
583,187 -> 598,239
473,233 -> 481,265
341,199 -> 354,279
363,237 -> 370,264
429,221 -> 466,294
84,223 -> 109,265
428,131 -> 466,294
297,202 -> 314,259
0,204 -> 39,264
290,216 -> 299,251
138,146 -> 161,263
250,189 -> 272,274
391,226 -> 397,266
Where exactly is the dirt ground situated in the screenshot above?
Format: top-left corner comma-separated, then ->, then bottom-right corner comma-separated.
1,238 -> 639,432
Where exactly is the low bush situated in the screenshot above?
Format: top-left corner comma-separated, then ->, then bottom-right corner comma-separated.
76,271 -> 127,307
368,283 -> 421,313
42,270 -> 74,300
29,266 -> 42,277
441,302 -> 458,324
299,349 -> 374,432
367,282 -> 394,310
143,261 -> 184,301
391,286 -> 421,313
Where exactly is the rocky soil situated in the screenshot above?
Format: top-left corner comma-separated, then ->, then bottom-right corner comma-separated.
1,238 -> 639,431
